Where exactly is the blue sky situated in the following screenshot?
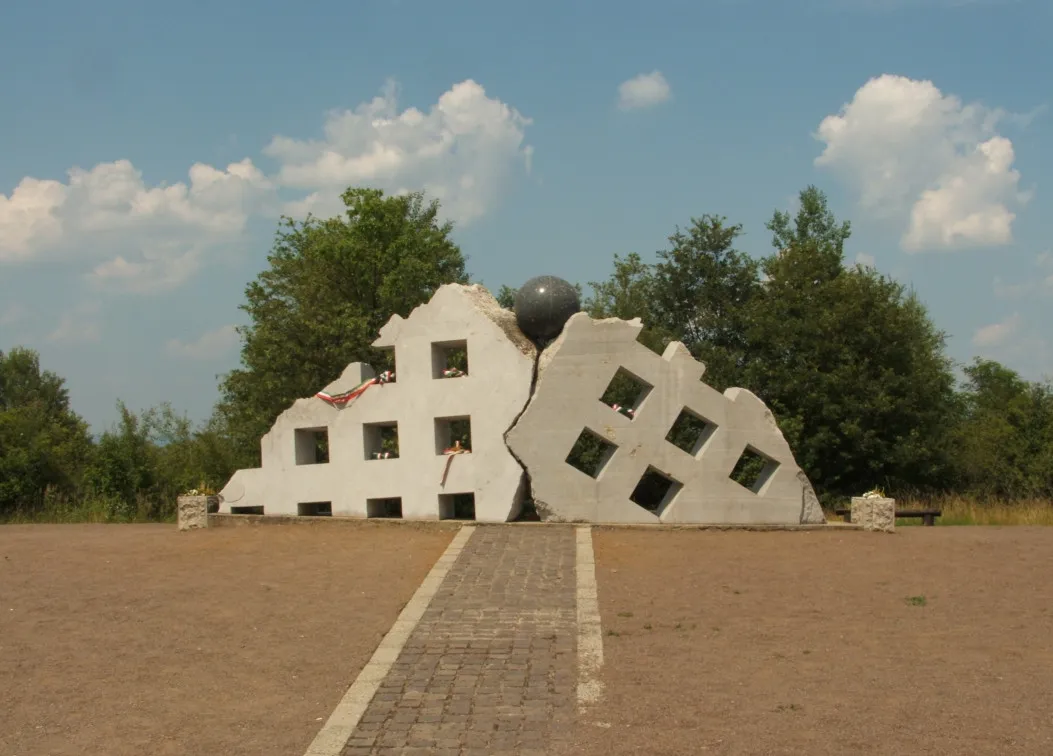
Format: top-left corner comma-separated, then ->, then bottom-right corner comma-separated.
1,0 -> 1050,433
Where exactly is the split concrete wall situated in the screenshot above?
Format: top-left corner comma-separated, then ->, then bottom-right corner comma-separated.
505,313 -> 825,524
218,285 -> 536,522
218,283 -> 824,526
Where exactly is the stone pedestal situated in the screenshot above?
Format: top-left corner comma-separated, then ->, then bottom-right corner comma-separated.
850,496 -> 895,533
177,495 -> 218,531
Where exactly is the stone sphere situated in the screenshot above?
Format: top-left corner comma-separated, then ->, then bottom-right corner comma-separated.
514,275 -> 581,341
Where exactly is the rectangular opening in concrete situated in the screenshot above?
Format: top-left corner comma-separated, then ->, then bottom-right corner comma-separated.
294,427 -> 329,465
435,415 -> 472,454
297,501 -> 332,516
432,339 -> 469,379
230,505 -> 264,515
438,492 -> 476,520
630,466 -> 682,516
730,446 -> 780,494
666,408 -> 718,457
565,428 -> 618,479
366,497 -> 403,518
600,367 -> 652,419
376,346 -> 396,376
363,421 -> 400,460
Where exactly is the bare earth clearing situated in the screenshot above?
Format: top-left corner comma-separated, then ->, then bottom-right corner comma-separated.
0,523 -> 454,756
559,527 -> 1053,756
4,524 -> 1053,756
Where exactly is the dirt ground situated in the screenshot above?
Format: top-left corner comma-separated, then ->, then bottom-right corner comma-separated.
562,527 -> 1053,756
0,522 -> 454,756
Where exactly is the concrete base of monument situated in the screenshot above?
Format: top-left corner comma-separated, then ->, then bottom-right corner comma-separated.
207,513 -> 862,531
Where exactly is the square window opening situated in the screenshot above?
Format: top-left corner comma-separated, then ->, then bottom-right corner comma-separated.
374,346 -> 397,378
565,428 -> 618,479
435,416 -> 472,454
364,422 -> 400,460
666,408 -> 718,457
599,367 -> 652,420
629,467 -> 683,516
431,340 -> 469,379
438,492 -> 476,521
730,446 -> 780,493
297,501 -> 332,517
294,427 -> 329,465
366,497 -> 403,519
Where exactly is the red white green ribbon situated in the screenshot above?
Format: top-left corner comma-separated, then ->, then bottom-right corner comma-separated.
442,367 -> 466,378
440,440 -> 470,486
316,370 -> 395,406
610,403 -> 635,418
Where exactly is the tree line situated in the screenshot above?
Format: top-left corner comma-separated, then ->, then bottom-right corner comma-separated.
2,186 -> 1051,521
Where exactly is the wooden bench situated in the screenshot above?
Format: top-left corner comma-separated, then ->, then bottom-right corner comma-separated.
833,508 -> 942,526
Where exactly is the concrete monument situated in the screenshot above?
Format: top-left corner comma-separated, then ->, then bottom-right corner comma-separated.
218,279 -> 824,525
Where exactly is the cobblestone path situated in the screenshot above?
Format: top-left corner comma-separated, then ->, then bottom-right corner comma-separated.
340,526 -> 578,756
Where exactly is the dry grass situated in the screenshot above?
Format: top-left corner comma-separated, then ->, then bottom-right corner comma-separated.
0,494 -> 174,525
826,494 -> 1053,526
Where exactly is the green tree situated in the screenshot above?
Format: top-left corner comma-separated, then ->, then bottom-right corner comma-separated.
217,188 -> 468,464
648,216 -> 760,389
586,252 -> 668,354
950,359 -> 1053,498
744,188 -> 957,497
0,348 -> 92,513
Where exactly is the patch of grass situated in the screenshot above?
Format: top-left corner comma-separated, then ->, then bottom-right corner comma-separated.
606,629 -> 621,637
825,494 -> 1053,526
775,703 -> 803,713
905,595 -> 928,607
1,493 -> 176,524
617,611 -> 634,618
643,623 -> 652,630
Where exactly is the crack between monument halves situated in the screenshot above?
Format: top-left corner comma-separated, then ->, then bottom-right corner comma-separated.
502,346 -> 541,521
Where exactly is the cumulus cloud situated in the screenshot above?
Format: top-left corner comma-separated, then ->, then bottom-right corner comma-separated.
993,250 -> 1053,298
0,158 -> 274,290
165,324 -> 240,360
48,302 -> 102,344
0,302 -> 27,327
815,74 -> 1031,252
617,71 -> 671,111
854,252 -> 876,268
972,312 -> 1022,348
1,79 -> 534,294
264,79 -> 533,224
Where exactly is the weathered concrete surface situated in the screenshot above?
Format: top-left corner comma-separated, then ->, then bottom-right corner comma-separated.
851,496 -> 896,533
176,495 -> 215,530
506,313 -> 823,525
219,285 -> 536,522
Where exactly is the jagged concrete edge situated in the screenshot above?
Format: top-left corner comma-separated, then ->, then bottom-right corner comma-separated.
456,284 -> 539,520
509,312 -> 825,525
798,471 -> 826,524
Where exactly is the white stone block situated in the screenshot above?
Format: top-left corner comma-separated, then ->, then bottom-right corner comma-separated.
219,285 -> 536,522
177,495 -> 214,530
505,313 -> 822,524
851,496 -> 895,533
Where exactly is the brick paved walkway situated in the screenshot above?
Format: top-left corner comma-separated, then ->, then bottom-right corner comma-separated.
340,527 -> 578,756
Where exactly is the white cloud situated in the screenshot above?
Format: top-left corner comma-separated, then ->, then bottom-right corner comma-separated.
617,71 -> 671,111
815,74 -> 1031,252
972,312 -> 1022,348
165,324 -> 240,360
48,302 -> 101,344
855,251 -> 876,268
0,158 -> 274,291
1,79 -> 533,293
0,302 -> 27,327
264,79 -> 533,224
993,251 -> 1053,298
